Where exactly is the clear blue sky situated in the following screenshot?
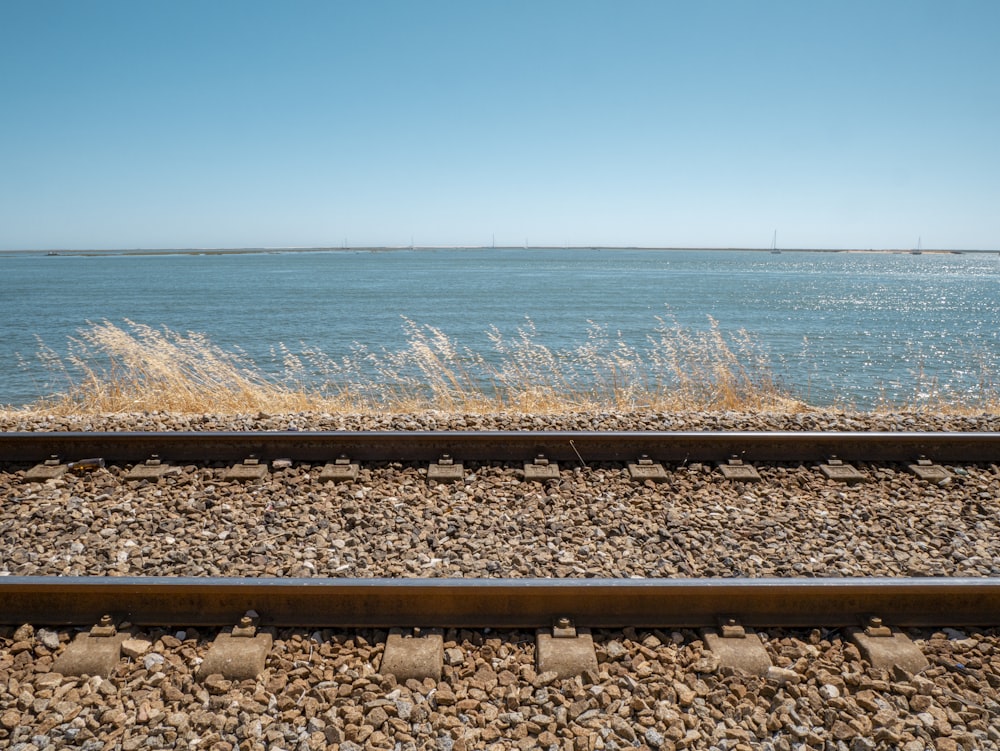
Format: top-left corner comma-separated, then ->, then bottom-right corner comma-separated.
2,1 -> 998,250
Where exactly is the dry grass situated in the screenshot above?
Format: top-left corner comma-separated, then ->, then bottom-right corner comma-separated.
23,322 -> 316,414
15,318 -> 809,415
12,319 -> 998,416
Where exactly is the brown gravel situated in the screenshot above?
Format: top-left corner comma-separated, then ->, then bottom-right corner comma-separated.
1,409 -> 999,749
1,624 -> 998,750
1,410 -> 998,579
2,458 -> 999,580
2,407 -> 998,433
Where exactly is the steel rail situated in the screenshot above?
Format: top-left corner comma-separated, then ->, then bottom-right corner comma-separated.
2,430 -> 1000,464
1,577 -> 999,629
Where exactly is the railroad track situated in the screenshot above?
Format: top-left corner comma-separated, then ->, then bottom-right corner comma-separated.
3,428 -> 998,490
3,430 -> 999,678
2,430 -> 1000,749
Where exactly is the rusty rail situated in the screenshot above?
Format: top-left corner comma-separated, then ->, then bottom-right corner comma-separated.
1,577 -> 999,628
2,430 -> 1000,464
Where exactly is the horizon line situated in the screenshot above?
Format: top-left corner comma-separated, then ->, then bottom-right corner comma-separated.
2,245 -> 998,254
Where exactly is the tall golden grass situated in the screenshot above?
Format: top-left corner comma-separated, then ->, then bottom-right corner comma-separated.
13,319 -> 998,415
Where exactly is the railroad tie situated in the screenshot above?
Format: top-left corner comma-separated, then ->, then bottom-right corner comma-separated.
52,615 -> 128,678
848,617 -> 930,676
701,618 -> 772,676
197,612 -> 273,681
536,619 -> 598,679
318,455 -> 359,482
379,628 -> 444,681
224,456 -> 269,482
23,455 -> 67,482
524,454 -> 560,482
125,455 -> 173,481
427,455 -> 464,484
717,456 -> 761,482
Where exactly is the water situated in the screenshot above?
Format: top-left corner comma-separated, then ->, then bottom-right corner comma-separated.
1,248 -> 998,408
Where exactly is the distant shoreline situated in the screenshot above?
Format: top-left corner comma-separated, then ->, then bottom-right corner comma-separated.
1,246 -> 995,257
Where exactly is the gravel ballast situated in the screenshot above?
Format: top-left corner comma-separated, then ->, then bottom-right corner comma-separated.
1,411 -> 998,580
1,409 -> 998,749
2,624 -> 999,750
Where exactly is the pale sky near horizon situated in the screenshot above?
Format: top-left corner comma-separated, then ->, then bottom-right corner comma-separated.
1,1 -> 998,251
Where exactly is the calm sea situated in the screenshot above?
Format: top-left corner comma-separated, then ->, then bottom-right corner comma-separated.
1,248 -> 998,409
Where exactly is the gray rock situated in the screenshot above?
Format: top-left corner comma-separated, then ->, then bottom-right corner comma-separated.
645,728 -> 665,748
36,628 -> 60,650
